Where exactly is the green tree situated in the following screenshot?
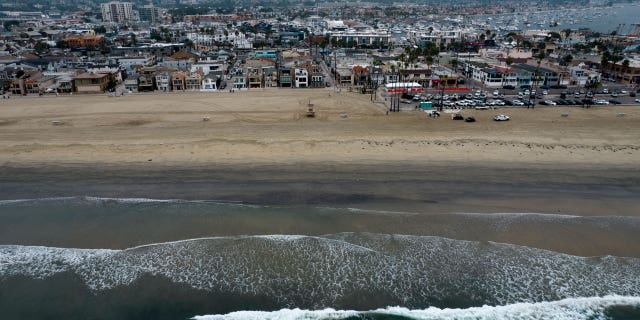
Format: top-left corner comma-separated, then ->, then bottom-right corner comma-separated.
3,20 -> 19,32
56,40 -> 69,49
505,56 -> 514,66
183,38 -> 194,49
34,41 -> 49,54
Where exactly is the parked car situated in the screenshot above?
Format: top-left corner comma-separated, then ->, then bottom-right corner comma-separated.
609,100 -> 621,105
494,114 -> 510,121
451,113 -> 464,120
544,100 -> 557,105
635,99 -> 640,103
465,116 -> 476,122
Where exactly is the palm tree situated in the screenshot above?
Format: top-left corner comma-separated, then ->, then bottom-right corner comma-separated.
505,56 -> 514,67
601,50 -> 610,76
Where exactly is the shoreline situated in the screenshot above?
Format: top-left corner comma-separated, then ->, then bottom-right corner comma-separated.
1,91 -> 639,256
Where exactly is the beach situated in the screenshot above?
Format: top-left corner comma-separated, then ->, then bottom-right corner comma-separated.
1,89 -> 639,255
2,89 -> 640,318
0,89 -> 639,166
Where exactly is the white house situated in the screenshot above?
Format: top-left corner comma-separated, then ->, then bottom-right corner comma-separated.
200,74 -> 219,91
118,56 -> 153,76
155,71 -> 171,91
294,68 -> 308,88
191,62 -> 226,76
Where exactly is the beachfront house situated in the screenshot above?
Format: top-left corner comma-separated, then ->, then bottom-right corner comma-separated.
185,71 -> 203,91
10,71 -> 56,95
138,76 -> 154,92
294,68 -> 308,88
171,72 -> 186,91
201,74 -> 219,91
72,72 -> 113,94
232,72 -> 246,89
278,67 -> 292,87
124,78 -> 139,93
155,71 -> 172,91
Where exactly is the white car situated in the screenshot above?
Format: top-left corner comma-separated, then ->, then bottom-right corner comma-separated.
544,100 -> 557,105
494,114 -> 510,121
635,99 -> 640,103
512,100 -> 525,106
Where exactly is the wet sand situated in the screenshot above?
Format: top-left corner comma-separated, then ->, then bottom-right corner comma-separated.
1,163 -> 639,257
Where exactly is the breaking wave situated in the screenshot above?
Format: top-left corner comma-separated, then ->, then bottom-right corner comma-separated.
1,233 -> 639,309
193,296 -> 640,320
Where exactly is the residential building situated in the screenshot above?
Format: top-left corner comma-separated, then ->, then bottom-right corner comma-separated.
155,71 -> 171,91
278,67 -> 292,87
124,78 -> 139,92
201,74 -> 219,91
294,68 -> 308,88
307,64 -> 324,88
10,71 -> 56,95
118,56 -> 154,76
64,35 -> 106,49
171,72 -> 185,91
245,57 -> 275,89
569,64 -> 601,86
232,73 -> 246,89
139,5 -> 162,24
101,1 -> 135,23
72,72 -> 113,94
185,71 -> 203,91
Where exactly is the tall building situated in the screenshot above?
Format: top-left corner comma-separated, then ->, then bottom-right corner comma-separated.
139,5 -> 162,24
101,2 -> 135,23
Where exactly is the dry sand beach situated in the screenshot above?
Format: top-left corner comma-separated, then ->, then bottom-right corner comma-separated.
0,89 -> 639,166
1,89 -> 640,257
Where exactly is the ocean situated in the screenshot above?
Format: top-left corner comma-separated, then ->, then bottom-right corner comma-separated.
1,164 -> 639,319
1,196 -> 640,319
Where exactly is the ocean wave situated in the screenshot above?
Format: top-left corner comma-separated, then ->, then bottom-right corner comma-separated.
1,233 -> 639,309
192,296 -> 640,320
0,195 -> 249,206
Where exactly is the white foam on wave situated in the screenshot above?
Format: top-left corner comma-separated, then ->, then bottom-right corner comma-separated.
0,195 -> 255,207
454,212 -> 582,219
0,196 -> 77,205
192,296 -> 640,320
1,233 -> 639,306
